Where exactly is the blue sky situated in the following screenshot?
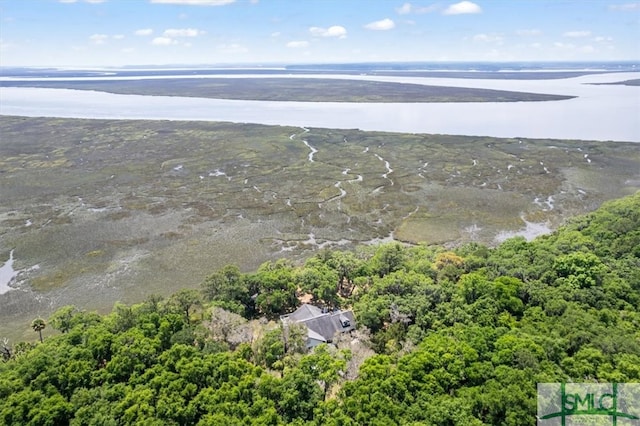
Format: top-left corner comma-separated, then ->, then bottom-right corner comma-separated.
1,0 -> 639,67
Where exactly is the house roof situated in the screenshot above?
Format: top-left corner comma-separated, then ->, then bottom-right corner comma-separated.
286,304 -> 324,322
282,304 -> 356,342
306,328 -> 327,343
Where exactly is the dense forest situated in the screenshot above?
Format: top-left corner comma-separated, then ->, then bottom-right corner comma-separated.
1,192 -> 639,425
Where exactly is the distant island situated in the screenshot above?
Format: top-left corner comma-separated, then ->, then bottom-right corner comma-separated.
0,78 -> 575,103
590,78 -> 640,86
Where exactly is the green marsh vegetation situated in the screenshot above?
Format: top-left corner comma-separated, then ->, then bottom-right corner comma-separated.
0,116 -> 639,341
0,78 -> 574,102
0,193 -> 639,424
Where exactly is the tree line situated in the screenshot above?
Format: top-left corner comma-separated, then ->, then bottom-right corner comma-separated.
1,192 -> 639,425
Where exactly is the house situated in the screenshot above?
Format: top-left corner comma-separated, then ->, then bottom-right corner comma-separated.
280,304 -> 356,349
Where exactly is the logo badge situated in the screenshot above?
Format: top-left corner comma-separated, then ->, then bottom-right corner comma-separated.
538,383 -> 640,425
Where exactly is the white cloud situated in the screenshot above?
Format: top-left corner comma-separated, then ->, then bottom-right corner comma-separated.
286,40 -> 309,48
554,42 -> 575,49
163,28 -> 204,37
473,33 -> 503,43
443,1 -> 481,15
152,36 -> 178,46
0,38 -> 14,52
89,34 -> 109,45
121,47 -> 135,53
113,34 -> 125,40
135,29 -> 153,36
594,36 -> 613,42
609,2 -> 640,11
364,18 -> 395,31
563,30 -> 591,38
309,25 -> 347,38
150,0 -> 235,5
516,29 -> 541,36
60,0 -> 107,3
396,2 -> 438,14
217,43 -> 248,53
271,32 -> 281,38
397,3 -> 412,14
580,45 -> 595,53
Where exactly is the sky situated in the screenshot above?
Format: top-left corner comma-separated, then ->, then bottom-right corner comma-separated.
0,0 -> 639,67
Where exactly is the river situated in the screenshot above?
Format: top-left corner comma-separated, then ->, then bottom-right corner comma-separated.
1,71 -> 639,142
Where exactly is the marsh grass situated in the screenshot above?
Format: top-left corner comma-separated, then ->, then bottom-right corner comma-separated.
0,78 -> 575,103
1,116 -> 639,340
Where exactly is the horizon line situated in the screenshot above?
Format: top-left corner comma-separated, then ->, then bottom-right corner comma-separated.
2,59 -> 639,70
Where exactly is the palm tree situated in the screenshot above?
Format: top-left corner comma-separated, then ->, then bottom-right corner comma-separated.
31,318 -> 46,343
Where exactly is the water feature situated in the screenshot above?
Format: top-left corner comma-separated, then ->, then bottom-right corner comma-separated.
1,72 -> 639,142
0,250 -> 18,295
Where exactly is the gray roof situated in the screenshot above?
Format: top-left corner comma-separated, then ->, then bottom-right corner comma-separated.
282,304 -> 356,342
287,304 -> 324,322
306,328 -> 327,343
